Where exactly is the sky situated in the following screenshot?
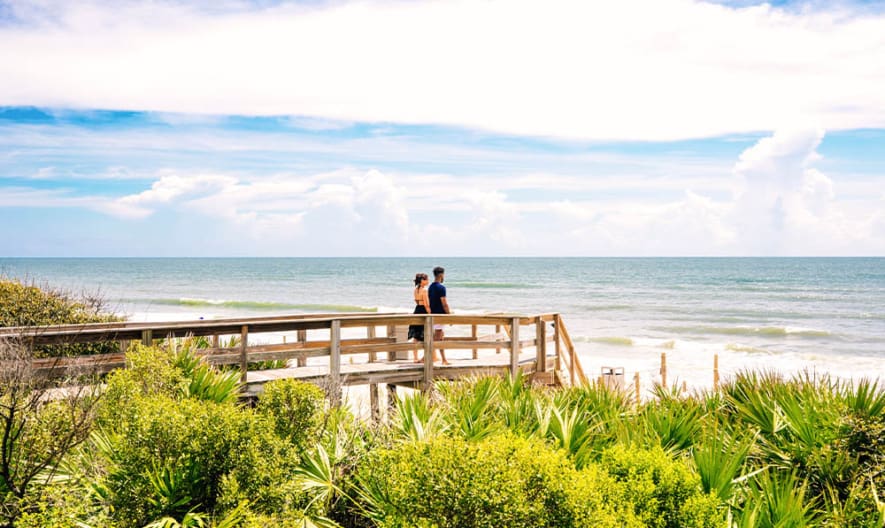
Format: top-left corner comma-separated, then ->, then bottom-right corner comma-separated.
1,0 -> 884,256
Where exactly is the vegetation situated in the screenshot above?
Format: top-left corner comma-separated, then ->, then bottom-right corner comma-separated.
0,277 -> 122,357
1,328 -> 883,526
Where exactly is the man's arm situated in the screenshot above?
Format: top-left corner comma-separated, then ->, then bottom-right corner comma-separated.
441,297 -> 450,314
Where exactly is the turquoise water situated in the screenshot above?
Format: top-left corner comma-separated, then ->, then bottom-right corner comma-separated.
2,257 -> 883,384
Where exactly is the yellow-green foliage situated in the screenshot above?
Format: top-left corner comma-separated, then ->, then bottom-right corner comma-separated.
0,278 -> 121,356
357,434 -> 634,528
600,445 -> 725,528
0,278 -> 118,327
92,391 -> 303,527
255,379 -> 326,448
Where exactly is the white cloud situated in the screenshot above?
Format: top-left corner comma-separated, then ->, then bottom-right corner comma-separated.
0,186 -> 152,218
2,1 -> 885,140
117,172 -> 238,207
5,133 -> 884,255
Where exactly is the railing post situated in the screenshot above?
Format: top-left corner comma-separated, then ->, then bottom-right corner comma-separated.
386,325 -> 396,362
553,315 -> 561,373
387,384 -> 397,413
370,384 -> 380,422
471,324 -> 478,360
509,317 -> 520,377
367,325 -> 377,363
535,317 -> 546,373
141,329 -> 152,347
297,329 -> 307,367
495,325 -> 502,354
239,325 -> 248,383
423,315 -> 434,392
329,320 -> 341,406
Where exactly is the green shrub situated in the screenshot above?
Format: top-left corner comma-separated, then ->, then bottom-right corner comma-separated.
255,379 -> 326,448
356,434 -> 633,528
0,278 -> 121,357
12,481 -> 111,528
90,391 -> 302,527
600,444 -> 725,528
566,464 -> 642,527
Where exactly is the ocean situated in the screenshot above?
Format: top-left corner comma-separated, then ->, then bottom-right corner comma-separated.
2,257 -> 883,388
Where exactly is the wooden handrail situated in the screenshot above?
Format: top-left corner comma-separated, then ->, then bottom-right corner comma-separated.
554,314 -> 588,386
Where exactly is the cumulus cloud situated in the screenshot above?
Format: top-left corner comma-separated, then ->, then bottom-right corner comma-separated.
117,172 -> 238,208
1,0 -> 885,140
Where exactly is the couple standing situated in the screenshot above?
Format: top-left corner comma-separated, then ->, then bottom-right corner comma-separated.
408,266 -> 450,365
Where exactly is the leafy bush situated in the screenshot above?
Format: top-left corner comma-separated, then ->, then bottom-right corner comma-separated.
356,434 -> 634,528
256,378 -> 326,449
600,444 -> 725,528
0,278 -> 121,357
89,393 -> 302,527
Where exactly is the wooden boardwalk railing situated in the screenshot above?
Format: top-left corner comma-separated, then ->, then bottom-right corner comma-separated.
1,312 -> 588,410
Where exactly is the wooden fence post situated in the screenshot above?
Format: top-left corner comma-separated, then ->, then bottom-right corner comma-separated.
367,325 -> 377,363
387,384 -> 397,414
297,329 -> 307,367
510,317 -> 520,377
535,317 -> 547,373
239,325 -> 248,383
634,372 -> 641,406
495,325 -> 502,354
423,316 -> 434,392
713,354 -> 720,391
141,329 -> 152,347
384,325 -> 393,362
329,320 -> 341,406
660,352 -> 668,388
370,384 -> 380,422
471,324 -> 478,360
553,316 -> 561,373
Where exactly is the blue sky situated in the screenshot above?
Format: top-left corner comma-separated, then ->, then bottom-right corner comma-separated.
1,0 -> 884,256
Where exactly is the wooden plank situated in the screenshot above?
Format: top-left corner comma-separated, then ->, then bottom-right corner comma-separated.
1,312 -> 518,346
471,324 -> 478,360
510,317 -> 520,377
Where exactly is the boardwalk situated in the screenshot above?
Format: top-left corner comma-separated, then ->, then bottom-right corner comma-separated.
1,312 -> 589,413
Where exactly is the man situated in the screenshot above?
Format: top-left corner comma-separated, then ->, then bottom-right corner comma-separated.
427,266 -> 450,365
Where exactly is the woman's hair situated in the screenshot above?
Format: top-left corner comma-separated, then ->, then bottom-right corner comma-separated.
414,273 -> 428,286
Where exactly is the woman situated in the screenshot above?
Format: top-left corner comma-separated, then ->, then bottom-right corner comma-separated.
407,273 -> 430,362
